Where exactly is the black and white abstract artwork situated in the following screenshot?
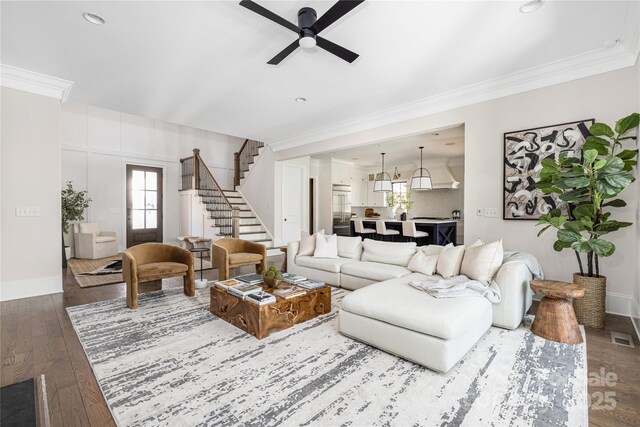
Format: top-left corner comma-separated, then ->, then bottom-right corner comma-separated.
503,118 -> 594,220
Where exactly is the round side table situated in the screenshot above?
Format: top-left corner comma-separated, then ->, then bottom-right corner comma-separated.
530,280 -> 586,344
190,247 -> 210,289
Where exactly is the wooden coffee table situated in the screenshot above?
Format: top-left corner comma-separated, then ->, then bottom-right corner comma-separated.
210,285 -> 331,339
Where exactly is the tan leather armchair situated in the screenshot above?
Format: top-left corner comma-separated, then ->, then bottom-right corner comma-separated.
122,243 -> 195,309
211,238 -> 267,281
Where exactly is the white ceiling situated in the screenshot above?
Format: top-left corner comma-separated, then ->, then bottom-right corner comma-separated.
313,124 -> 464,168
1,1 -> 637,145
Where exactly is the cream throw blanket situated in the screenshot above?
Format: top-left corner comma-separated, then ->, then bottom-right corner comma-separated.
409,251 -> 544,304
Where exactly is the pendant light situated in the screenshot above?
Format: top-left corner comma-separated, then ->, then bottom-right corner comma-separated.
373,153 -> 392,192
392,167 -> 401,180
410,146 -> 433,190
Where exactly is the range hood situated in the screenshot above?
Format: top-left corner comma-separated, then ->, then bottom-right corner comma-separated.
425,163 -> 461,190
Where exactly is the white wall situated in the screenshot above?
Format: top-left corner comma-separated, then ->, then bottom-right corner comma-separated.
1,88 -> 62,300
275,64 -> 640,315
61,102 -> 243,251
240,145 -> 275,236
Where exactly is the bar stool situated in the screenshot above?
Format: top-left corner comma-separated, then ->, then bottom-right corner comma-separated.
376,220 -> 400,241
402,221 -> 429,245
354,220 -> 376,239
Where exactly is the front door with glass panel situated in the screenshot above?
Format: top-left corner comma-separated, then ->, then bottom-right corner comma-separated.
126,165 -> 163,247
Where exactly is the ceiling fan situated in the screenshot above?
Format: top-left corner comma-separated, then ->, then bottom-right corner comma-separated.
239,0 -> 364,65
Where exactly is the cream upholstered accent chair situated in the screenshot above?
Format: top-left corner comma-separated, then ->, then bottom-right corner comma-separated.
211,238 -> 267,281
354,220 -> 375,239
402,221 -> 429,244
73,222 -> 118,259
123,243 -> 194,309
375,220 -> 399,241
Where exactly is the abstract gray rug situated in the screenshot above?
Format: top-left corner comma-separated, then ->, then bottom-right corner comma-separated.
67,287 -> 587,427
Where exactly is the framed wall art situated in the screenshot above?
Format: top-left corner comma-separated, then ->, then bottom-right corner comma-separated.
503,118 -> 594,220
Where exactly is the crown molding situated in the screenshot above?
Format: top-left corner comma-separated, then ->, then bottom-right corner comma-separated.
1,64 -> 74,102
269,45 -> 637,152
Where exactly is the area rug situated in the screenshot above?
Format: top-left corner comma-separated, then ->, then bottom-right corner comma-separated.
0,378 -> 36,427
67,255 -> 214,288
67,288 -> 587,427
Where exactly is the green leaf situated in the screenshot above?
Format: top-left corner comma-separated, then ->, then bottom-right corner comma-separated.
593,221 -> 632,235
584,136 -> 611,156
571,240 -> 591,253
615,113 -> 639,136
603,173 -> 633,189
616,149 -> 639,160
559,188 -> 590,203
540,157 -> 559,169
549,216 -> 567,228
537,225 -> 552,237
557,229 -> 582,243
602,198 -> 626,208
595,179 -> 622,196
593,159 -> 607,170
553,240 -> 572,252
564,221 -> 585,233
563,176 -> 590,188
590,123 -> 614,137
588,239 -> 615,257
599,157 -> 624,174
583,149 -> 598,165
623,160 -> 637,172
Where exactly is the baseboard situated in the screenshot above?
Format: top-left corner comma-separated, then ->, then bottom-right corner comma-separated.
631,298 -> 640,342
532,291 -> 633,317
0,275 -> 63,302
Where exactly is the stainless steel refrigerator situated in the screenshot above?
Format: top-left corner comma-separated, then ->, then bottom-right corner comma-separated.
332,184 -> 352,236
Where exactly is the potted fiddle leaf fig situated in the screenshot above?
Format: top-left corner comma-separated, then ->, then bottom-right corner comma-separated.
536,112 -> 638,329
61,181 -> 92,265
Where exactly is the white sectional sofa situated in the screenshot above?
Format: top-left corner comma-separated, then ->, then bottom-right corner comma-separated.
287,237 -> 534,373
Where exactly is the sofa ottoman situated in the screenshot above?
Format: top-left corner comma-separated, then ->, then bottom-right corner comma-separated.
339,273 -> 493,373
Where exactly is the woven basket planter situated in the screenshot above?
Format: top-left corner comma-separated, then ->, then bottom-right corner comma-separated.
572,273 -> 606,329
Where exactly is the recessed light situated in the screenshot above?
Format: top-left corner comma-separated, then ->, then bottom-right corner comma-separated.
519,0 -> 543,13
373,144 -> 381,148
82,12 -> 106,25
295,97 -> 307,103
350,157 -> 359,161
445,142 -> 456,146
432,133 -> 440,136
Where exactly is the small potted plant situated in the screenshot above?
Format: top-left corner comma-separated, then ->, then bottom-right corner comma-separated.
386,191 -> 415,220
61,181 -> 92,264
262,264 -> 283,288
536,113 -> 638,328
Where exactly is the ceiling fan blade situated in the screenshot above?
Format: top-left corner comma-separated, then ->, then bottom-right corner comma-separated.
311,0 -> 364,34
239,0 -> 300,34
316,36 -> 359,63
267,40 -> 300,65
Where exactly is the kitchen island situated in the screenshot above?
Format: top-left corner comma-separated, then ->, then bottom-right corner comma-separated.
350,217 -> 457,245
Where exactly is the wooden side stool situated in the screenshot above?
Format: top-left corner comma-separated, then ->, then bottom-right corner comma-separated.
530,280 -> 586,344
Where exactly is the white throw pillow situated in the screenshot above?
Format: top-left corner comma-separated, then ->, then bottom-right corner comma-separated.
298,229 -> 324,256
361,239 -> 417,266
337,236 -> 363,260
314,233 -> 338,258
79,222 -> 99,235
461,239 -> 504,284
436,244 -> 466,278
422,243 -> 452,256
407,251 -> 438,276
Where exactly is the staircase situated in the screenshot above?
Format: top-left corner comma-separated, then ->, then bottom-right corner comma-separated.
180,146 -> 275,251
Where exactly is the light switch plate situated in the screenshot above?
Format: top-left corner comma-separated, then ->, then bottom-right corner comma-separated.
15,207 -> 40,217
109,207 -> 121,214
476,209 -> 483,216
484,208 -> 498,218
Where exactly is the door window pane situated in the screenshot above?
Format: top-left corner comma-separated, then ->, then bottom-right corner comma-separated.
146,171 -> 157,190
132,170 -> 145,190
146,191 -> 157,209
132,190 -> 145,209
146,210 -> 157,229
132,210 -> 145,229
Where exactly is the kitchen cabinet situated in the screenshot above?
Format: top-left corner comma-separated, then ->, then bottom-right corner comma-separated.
367,181 -> 386,207
331,160 -> 351,185
351,177 -> 367,206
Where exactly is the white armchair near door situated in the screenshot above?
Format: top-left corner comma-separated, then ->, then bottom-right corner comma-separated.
73,223 -> 118,259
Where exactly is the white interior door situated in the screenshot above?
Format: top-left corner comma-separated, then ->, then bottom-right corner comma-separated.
282,165 -> 303,243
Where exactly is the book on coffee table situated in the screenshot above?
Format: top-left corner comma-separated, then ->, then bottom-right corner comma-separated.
214,279 -> 242,290
236,273 -> 264,285
245,290 -> 276,306
228,283 -> 263,298
273,286 -> 307,299
282,273 -> 306,284
296,280 -> 325,290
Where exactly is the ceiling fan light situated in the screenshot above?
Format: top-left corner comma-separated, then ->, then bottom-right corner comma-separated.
519,0 -> 543,13
299,36 -> 316,49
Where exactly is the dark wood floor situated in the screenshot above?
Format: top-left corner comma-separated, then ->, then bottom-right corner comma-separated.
2,258 -> 639,426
